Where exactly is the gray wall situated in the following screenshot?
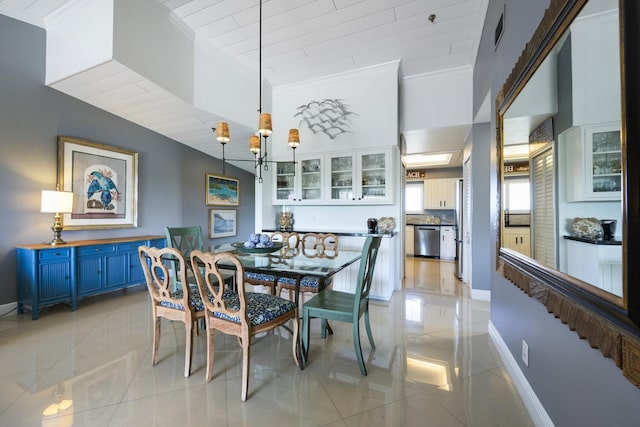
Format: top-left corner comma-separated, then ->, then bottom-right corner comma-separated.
0,15 -> 256,305
473,0 -> 640,425
468,122 -> 492,292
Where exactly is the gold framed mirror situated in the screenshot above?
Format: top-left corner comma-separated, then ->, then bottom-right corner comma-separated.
496,0 -> 640,385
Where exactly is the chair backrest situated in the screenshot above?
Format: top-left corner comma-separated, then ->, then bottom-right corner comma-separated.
271,231 -> 300,250
301,233 -> 339,257
353,236 -> 382,310
190,250 -> 248,326
165,226 -> 204,258
138,246 -> 198,311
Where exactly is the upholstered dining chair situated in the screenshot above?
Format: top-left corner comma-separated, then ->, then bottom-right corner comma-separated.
301,235 -> 382,376
138,246 -> 205,378
243,232 -> 300,294
276,233 -> 339,303
165,226 -> 234,289
190,250 -> 299,401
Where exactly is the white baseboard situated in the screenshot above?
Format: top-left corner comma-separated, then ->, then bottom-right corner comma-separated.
488,321 -> 554,427
471,288 -> 491,301
0,302 -> 17,317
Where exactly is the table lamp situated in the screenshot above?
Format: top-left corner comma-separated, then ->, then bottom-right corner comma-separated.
41,189 -> 74,246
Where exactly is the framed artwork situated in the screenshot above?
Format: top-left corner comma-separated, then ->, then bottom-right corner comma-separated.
58,136 -> 138,230
205,173 -> 239,206
209,209 -> 237,238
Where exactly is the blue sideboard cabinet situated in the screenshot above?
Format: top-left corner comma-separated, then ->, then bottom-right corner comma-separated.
17,235 -> 165,320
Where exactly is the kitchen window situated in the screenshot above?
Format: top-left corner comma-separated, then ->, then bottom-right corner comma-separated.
405,181 -> 424,213
504,177 -> 530,211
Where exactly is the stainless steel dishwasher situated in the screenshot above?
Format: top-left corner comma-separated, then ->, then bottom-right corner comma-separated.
414,226 -> 440,257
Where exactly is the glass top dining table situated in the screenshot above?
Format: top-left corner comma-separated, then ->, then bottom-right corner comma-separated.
209,243 -> 362,284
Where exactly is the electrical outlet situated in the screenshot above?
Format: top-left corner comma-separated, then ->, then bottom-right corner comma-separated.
522,340 -> 529,366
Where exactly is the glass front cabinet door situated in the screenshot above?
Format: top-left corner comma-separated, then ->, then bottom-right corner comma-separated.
273,156 -> 323,204
565,122 -> 621,202
328,153 -> 356,203
358,150 -> 390,202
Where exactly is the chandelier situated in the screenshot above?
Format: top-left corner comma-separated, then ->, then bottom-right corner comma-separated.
213,0 -> 300,183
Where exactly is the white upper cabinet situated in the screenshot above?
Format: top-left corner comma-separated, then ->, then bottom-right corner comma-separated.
564,122 -> 621,202
274,148 -> 392,205
424,178 -> 458,209
326,148 -> 392,204
273,155 -> 324,204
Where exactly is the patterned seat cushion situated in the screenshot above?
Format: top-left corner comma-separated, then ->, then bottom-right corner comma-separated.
277,275 -> 332,289
159,288 -> 208,312
214,292 -> 296,326
159,288 -> 295,326
245,271 -> 277,283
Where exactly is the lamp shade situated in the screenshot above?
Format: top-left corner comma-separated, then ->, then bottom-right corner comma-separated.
288,129 -> 300,148
41,191 -> 74,213
249,135 -> 261,154
258,113 -> 272,136
215,122 -> 230,143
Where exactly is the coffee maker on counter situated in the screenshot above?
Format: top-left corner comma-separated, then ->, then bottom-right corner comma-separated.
600,219 -> 617,240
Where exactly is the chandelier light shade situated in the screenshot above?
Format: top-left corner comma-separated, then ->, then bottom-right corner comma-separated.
41,189 -> 74,246
249,135 -> 261,153
258,113 -> 272,136
288,129 -> 300,148
215,122 -> 230,143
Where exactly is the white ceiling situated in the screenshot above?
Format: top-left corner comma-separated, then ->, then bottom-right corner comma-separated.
0,0 -> 487,171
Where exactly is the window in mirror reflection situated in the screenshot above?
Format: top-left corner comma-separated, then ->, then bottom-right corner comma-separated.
504,178 -> 531,212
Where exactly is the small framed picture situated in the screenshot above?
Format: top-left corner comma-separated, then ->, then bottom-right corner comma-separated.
205,173 -> 239,206
209,209 -> 237,238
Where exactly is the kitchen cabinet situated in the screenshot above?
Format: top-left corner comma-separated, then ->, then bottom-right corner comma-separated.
274,148 -> 392,205
565,239 -> 622,296
440,226 -> 456,260
17,236 -> 165,320
274,155 -> 323,204
327,149 -> 391,204
565,123 -> 621,202
405,225 -> 414,256
424,178 -> 459,209
502,227 -> 531,257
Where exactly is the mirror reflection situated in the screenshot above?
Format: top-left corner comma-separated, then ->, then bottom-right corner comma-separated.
501,0 -> 622,297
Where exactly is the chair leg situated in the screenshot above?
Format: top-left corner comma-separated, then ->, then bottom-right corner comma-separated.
241,332 -> 250,401
205,321 -> 216,382
152,316 -> 161,366
353,320 -> 367,376
302,308 -> 311,364
184,321 -> 193,378
364,309 -> 376,349
291,312 -> 300,366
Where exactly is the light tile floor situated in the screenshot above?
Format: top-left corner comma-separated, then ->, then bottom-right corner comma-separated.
0,257 -> 534,426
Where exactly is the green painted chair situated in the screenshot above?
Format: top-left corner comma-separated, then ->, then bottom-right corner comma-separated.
301,235 -> 382,375
164,226 -> 234,289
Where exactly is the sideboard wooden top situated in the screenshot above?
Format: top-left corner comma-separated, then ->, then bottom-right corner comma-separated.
16,235 -> 165,250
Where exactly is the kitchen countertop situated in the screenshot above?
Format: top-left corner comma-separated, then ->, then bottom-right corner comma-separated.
563,235 -> 622,245
262,228 -> 397,238
406,223 -> 456,226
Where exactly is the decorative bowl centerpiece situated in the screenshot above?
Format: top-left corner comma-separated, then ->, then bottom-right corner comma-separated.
571,217 -> 602,240
232,233 -> 284,254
